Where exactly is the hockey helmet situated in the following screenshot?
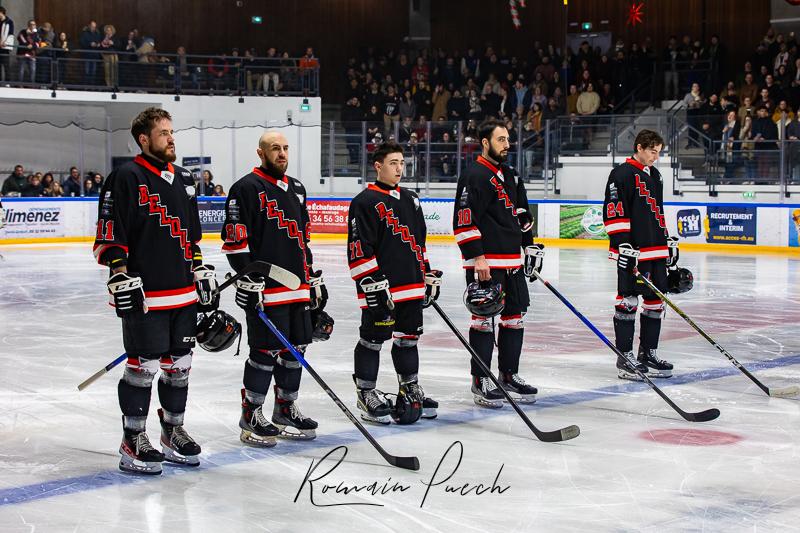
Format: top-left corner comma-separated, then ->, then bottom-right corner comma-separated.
463,281 -> 505,318
390,387 -> 423,425
196,310 -> 242,352
667,267 -> 694,294
311,310 -> 335,342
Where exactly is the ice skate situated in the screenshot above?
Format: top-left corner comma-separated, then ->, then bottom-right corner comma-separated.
272,401 -> 318,440
158,408 -> 201,466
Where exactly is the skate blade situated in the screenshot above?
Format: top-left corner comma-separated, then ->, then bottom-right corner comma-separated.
119,450 -> 162,475
239,429 -> 277,447
274,424 -> 317,440
162,445 -> 200,466
647,370 -> 673,378
359,412 -> 392,425
421,408 -> 438,419
472,393 -> 504,409
617,369 -> 646,381
503,392 -> 537,404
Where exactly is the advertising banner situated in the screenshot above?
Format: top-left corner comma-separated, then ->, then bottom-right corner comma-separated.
198,199 -> 226,233
0,202 -> 66,238
559,204 -> 607,240
705,206 -> 757,244
307,200 -> 350,233
789,207 -> 800,247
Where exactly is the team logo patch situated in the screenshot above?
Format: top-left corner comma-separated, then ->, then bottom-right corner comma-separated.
185,185 -> 196,198
161,170 -> 174,184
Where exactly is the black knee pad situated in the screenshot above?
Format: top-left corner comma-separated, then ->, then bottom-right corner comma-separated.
497,326 -> 524,374
118,379 -> 152,418
158,378 -> 188,416
639,314 -> 662,350
468,328 -> 495,377
390,342 -> 419,380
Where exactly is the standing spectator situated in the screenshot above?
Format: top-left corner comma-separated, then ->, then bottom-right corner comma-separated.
739,72 -> 759,106
576,82 -> 600,117
62,167 -> 83,196
261,46 -> 280,94
740,114 -> 756,182
17,19 -> 40,83
298,46 -> 318,93
398,116 -> 415,143
414,80 -> 433,119
566,84 -> 579,115
765,74 -> 785,104
751,106 -> 779,181
534,55 -> 555,84
721,110 -> 741,181
467,88 -> 483,120
707,35 -> 725,90
365,104 -> 382,141
208,53 -> 230,91
201,169 -> 215,195
399,89 -> 416,122
382,85 -> 400,134
79,21 -> 102,84
786,113 -> 800,181
530,85 -> 547,111
411,56 -> 429,83
36,21 -> 54,84
702,93 -> 725,133
683,82 -> 705,147
738,96 -> 754,123
2,165 -> 26,196
461,48 -> 480,79
447,89 -> 467,120
100,25 -> 119,87
53,31 -> 69,83
431,83 -> 450,121
341,96 -> 364,164
0,7 -> 13,82
773,100 -> 795,124
662,36 -> 680,100
508,77 -> 531,119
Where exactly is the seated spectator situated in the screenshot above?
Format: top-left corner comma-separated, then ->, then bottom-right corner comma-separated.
2,165 -> 27,196
365,104 -> 382,140
93,172 -> 104,191
576,82 -> 600,116
467,88 -> 483,120
22,173 -> 43,197
530,85 -> 547,111
62,166 -> 82,197
41,172 -> 62,197
83,178 -> 99,197
772,100 -> 794,123
398,116 -> 415,143
212,184 -> 225,196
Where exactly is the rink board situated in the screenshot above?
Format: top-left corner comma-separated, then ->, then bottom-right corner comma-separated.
3,197 -> 800,252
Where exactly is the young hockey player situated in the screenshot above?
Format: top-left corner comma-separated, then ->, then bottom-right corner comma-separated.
93,107 -> 217,474
347,141 -> 441,425
603,129 -> 679,380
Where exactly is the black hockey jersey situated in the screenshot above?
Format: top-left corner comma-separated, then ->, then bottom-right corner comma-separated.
93,154 -> 202,310
453,155 -> 534,270
603,157 -> 669,261
347,182 -> 431,307
222,166 -> 313,306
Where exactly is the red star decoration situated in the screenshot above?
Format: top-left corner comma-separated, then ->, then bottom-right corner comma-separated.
627,2 -> 645,26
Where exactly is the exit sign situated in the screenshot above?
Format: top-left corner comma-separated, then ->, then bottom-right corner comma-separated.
581,21 -> 592,31
251,15 -> 263,24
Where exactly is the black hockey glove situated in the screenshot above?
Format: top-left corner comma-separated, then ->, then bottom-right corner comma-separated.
360,273 -> 395,316
422,269 -> 443,308
193,264 -> 219,312
515,207 -> 534,233
523,244 -> 545,281
309,269 -> 328,311
616,243 -> 640,274
666,236 -> 680,268
235,273 -> 265,311
107,271 -> 147,317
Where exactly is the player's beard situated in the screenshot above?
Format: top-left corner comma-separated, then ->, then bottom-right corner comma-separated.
264,157 -> 288,176
151,143 -> 177,163
488,145 -> 507,163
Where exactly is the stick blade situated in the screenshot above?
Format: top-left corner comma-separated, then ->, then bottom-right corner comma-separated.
684,408 -> 720,423
263,263 -> 301,290
537,424 -> 581,443
387,455 -> 420,471
769,385 -> 800,398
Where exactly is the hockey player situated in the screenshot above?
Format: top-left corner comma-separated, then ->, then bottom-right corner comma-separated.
222,130 -> 325,444
347,141 -> 440,425
452,119 -> 543,408
603,129 -> 677,380
93,107 -> 218,474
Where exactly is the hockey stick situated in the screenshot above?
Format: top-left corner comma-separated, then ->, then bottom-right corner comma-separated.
78,261 -> 297,391
431,301 -> 581,442
77,353 -> 127,391
635,271 -> 800,398
531,270 -> 720,422
256,309 -> 420,471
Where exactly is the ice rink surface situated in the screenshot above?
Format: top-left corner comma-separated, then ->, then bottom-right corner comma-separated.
1,241 -> 800,532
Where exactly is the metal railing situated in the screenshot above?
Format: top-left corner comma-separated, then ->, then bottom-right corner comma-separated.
2,50 -> 320,96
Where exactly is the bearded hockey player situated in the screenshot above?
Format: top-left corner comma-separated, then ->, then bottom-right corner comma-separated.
222,130 -> 330,445
452,118 -> 543,408
93,107 -> 217,474
347,141 -> 440,425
